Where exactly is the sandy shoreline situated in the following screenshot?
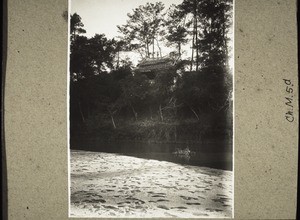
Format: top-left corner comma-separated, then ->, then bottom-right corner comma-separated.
70,150 -> 232,218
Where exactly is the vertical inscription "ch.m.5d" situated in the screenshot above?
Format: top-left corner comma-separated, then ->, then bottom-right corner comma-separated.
283,79 -> 294,122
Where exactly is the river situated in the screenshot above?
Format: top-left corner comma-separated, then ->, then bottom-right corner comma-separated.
70,138 -> 233,170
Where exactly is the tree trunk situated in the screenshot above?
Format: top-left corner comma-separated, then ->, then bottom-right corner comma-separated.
155,38 -> 162,57
159,104 -> 164,122
117,51 -> 120,68
178,42 -> 181,58
146,41 -> 150,58
189,106 -> 200,120
209,18 -> 213,58
110,114 -> 116,129
190,29 -> 195,71
130,103 -> 138,121
222,13 -> 228,66
78,101 -> 85,123
152,38 -> 155,58
194,0 -> 199,71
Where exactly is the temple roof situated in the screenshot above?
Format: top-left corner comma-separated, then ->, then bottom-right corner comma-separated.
135,56 -> 178,72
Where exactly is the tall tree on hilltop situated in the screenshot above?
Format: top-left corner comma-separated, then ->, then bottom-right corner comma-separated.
70,34 -> 116,79
164,4 -> 188,59
70,13 -> 86,41
113,40 -> 128,69
178,0 -> 201,71
197,0 -> 233,68
117,2 -> 165,59
70,35 -> 93,80
88,34 -> 116,74
177,0 -> 232,70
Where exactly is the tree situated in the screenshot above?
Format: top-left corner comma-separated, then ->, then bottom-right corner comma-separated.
197,0 -> 233,67
164,4 -> 188,58
70,13 -> 89,80
119,74 -> 150,120
69,14 -> 120,131
88,34 -> 116,74
70,34 -> 117,79
195,0 -> 233,129
149,69 -> 177,122
70,35 -> 94,80
117,2 -> 165,58
177,0 -> 232,70
70,13 -> 86,41
86,73 -> 122,129
178,0 -> 201,71
113,40 -> 126,69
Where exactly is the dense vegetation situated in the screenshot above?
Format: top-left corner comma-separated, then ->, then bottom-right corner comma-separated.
70,0 -> 233,147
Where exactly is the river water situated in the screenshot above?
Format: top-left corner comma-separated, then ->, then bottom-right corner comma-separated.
71,138 -> 232,170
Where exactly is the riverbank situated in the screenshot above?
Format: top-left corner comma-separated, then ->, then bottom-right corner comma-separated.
70,150 -> 233,218
72,117 -> 232,143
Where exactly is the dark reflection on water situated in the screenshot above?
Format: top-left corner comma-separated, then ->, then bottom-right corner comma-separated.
71,138 -> 232,171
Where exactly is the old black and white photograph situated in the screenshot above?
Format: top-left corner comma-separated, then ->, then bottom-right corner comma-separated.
69,0 -> 233,218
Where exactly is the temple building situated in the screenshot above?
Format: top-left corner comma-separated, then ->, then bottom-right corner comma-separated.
134,52 -> 180,79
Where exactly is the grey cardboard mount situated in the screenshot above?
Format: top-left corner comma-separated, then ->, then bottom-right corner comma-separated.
4,0 -> 298,219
